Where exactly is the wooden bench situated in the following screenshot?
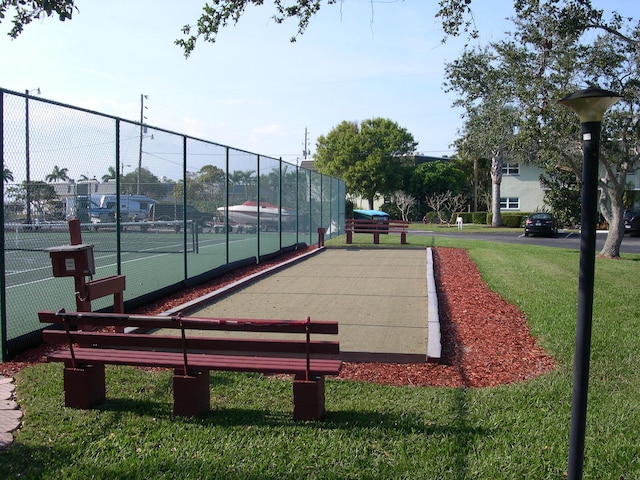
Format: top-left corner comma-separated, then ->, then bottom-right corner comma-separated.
39,310 -> 342,420
345,218 -> 409,245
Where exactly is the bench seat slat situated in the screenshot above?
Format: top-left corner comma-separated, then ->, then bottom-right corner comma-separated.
46,348 -> 342,376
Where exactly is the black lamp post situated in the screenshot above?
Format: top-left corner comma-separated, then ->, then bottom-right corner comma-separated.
557,87 -> 621,480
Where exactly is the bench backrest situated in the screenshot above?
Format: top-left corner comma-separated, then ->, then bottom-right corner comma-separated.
39,310 -> 340,357
39,310 -> 337,333
345,218 -> 409,230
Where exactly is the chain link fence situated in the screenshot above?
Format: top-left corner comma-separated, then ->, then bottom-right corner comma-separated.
1,88 -> 345,361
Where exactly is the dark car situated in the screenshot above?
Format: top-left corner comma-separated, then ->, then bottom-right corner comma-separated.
624,209 -> 640,236
147,203 -> 213,227
524,212 -> 557,237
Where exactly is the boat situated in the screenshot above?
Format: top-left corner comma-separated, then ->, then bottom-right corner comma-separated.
217,201 -> 296,225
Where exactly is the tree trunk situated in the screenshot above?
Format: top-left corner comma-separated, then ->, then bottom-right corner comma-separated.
598,183 -> 626,258
473,157 -> 478,211
490,152 -> 503,227
368,197 -> 375,210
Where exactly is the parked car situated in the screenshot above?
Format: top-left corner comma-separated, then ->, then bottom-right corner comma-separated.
624,209 -> 640,236
90,194 -> 155,223
147,203 -> 213,228
524,212 -> 557,237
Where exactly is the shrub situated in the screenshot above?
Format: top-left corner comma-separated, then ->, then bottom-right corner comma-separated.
380,202 -> 403,220
471,211 -> 488,224
423,211 -> 441,224
454,212 -> 473,224
345,199 -> 355,219
501,213 -> 527,228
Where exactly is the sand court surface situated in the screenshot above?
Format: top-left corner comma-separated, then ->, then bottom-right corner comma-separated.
189,248 -> 429,362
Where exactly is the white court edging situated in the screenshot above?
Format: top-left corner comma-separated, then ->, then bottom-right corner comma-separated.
426,247 -> 441,362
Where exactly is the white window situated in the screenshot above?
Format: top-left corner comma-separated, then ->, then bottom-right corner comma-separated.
502,163 -> 520,175
500,197 -> 520,210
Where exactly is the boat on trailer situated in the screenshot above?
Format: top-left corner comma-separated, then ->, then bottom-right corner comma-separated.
217,201 -> 295,226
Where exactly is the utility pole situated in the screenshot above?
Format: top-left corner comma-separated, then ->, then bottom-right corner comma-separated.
137,94 -> 148,194
303,127 -> 310,160
25,87 -> 40,225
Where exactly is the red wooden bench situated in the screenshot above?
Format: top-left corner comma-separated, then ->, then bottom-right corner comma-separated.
39,310 -> 342,420
345,218 -> 409,245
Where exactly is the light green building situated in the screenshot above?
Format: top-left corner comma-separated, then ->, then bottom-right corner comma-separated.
501,161 -> 640,213
500,162 -> 546,212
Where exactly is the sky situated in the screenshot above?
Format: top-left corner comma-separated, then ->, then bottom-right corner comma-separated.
1,0 -> 638,177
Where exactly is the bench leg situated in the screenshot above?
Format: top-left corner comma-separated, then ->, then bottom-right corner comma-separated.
373,232 -> 380,244
293,375 -> 325,421
63,364 -> 106,409
173,370 -> 210,417
401,232 -> 407,244
346,231 -> 352,244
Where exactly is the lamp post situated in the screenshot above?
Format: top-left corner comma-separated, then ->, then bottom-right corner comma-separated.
25,87 -> 40,225
557,87 -> 621,480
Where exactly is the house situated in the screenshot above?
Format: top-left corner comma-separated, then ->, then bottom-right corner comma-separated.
501,161 -> 640,213
499,162 -> 546,212
299,160 -> 317,172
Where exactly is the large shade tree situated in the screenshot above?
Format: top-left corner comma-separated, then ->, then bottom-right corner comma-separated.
172,164 -> 227,210
314,118 -> 417,210
120,167 -> 167,198
408,160 -> 467,215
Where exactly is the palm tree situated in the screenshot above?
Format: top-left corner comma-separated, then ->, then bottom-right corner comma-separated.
101,166 -> 117,183
3,168 -> 14,183
229,170 -> 256,201
45,165 -> 70,183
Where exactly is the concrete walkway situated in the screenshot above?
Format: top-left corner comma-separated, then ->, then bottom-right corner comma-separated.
187,247 -> 435,363
0,375 -> 21,449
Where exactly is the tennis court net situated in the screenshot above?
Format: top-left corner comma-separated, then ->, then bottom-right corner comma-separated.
3,221 -> 199,255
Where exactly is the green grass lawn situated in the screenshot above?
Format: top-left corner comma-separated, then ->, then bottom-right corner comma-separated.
4,233 -> 639,479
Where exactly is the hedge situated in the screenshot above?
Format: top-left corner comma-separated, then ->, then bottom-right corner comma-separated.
454,212 -> 530,227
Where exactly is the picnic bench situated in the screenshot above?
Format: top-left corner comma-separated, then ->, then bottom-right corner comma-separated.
38,310 -> 342,420
345,218 -> 409,245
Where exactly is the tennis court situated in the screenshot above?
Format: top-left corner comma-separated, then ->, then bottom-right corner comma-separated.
3,222 -> 298,339
4,222 -> 198,287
